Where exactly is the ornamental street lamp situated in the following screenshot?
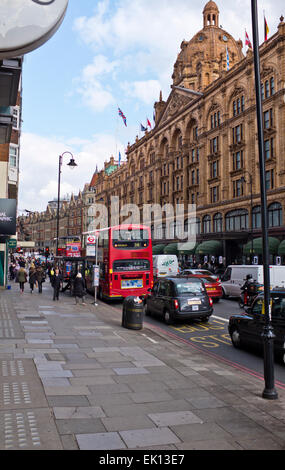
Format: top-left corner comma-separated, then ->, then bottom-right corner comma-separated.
56,152 -> 77,257
240,172 -> 253,262
251,0 -> 278,400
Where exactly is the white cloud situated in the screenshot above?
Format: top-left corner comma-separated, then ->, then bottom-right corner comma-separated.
73,55 -> 119,112
18,132 -> 124,213
121,79 -> 161,105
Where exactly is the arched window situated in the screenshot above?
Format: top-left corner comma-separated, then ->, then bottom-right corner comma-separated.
213,213 -> 223,232
203,215 -> 211,234
268,202 -> 282,227
185,218 -> 199,237
155,223 -> 165,241
252,206 -> 261,229
195,218 -> 201,235
225,209 -> 248,231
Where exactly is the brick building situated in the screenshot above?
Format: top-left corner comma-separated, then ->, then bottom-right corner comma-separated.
18,2 -> 285,266
88,1 -> 285,265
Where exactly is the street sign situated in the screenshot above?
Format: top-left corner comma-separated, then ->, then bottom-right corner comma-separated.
8,239 -> 17,249
93,265 -> 99,287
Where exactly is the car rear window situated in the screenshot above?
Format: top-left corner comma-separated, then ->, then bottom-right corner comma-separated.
175,280 -> 205,295
198,277 -> 216,283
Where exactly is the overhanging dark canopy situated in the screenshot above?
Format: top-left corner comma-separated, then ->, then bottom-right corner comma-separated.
243,237 -> 280,255
195,240 -> 222,255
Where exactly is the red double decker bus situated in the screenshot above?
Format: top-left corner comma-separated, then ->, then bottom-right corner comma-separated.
88,224 -> 153,300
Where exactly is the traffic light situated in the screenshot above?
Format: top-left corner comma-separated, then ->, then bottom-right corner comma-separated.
45,247 -> 50,257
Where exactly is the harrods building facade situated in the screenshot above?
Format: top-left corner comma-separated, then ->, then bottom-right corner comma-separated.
19,2 -> 285,264
90,1 -> 285,264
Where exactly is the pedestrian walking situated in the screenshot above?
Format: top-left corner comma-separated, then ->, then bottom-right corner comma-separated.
16,266 -> 27,293
73,273 -> 86,305
29,264 -> 37,293
51,268 -> 62,301
35,265 -> 45,293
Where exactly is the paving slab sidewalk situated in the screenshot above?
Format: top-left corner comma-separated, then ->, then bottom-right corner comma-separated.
0,283 -> 285,450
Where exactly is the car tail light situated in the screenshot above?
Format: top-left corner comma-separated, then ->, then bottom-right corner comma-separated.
173,299 -> 179,310
209,297 -> 213,307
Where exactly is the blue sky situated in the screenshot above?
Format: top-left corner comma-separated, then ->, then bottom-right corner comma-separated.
18,0 -> 284,212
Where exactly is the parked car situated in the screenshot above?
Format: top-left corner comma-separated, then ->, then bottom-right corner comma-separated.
187,275 -> 222,302
228,288 -> 285,364
181,269 -> 219,280
145,276 -> 213,324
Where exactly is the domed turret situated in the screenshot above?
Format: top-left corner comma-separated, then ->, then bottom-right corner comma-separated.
203,1 -> 220,28
172,2 -> 244,91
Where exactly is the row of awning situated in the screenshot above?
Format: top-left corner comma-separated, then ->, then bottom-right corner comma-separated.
153,237 -> 285,256
243,237 -> 285,255
153,240 -> 222,256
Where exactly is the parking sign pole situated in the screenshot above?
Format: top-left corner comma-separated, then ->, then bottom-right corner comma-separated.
251,0 -> 278,399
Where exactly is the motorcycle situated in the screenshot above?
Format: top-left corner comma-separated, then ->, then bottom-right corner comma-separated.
239,282 -> 263,310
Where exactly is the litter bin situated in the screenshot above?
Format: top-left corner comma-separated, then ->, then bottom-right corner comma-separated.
122,296 -> 144,330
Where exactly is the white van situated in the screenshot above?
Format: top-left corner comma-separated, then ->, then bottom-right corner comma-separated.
221,265 -> 285,297
153,255 -> 179,278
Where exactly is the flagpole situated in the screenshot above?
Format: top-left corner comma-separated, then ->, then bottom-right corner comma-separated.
115,104 -> 119,161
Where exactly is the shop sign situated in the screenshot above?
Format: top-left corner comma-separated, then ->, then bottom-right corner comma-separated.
0,199 -> 16,235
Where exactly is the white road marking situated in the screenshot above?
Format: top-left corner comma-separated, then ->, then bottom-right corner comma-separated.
212,315 -> 229,323
141,333 -> 158,344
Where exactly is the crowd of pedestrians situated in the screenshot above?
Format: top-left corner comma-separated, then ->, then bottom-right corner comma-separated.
8,255 -> 87,304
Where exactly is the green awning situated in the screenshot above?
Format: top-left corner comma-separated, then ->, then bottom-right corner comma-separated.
152,244 -> 166,255
278,240 -> 285,256
195,240 -> 222,255
243,237 -> 280,255
178,241 -> 197,255
163,243 -> 179,255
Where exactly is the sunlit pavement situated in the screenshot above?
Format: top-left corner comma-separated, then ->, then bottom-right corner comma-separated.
1,282 -> 285,450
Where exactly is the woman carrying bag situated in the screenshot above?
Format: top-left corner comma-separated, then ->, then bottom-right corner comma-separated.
16,266 -> 27,294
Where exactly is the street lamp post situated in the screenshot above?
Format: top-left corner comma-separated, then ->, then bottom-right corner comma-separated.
241,172 -> 253,262
251,0 -> 278,399
56,152 -> 77,257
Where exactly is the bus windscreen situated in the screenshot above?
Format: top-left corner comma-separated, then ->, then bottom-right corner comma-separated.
112,229 -> 149,249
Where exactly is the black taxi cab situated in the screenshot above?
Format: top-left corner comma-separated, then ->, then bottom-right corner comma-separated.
145,276 -> 213,324
228,288 -> 285,364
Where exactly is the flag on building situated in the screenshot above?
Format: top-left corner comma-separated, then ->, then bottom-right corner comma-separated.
264,15 -> 269,41
245,30 -> 252,49
140,123 -> 147,132
147,118 -> 152,129
118,151 -> 121,166
118,107 -> 127,127
153,111 -> 156,123
226,46 -> 230,71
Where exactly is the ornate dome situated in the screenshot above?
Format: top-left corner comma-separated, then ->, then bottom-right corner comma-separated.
172,2 -> 244,91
